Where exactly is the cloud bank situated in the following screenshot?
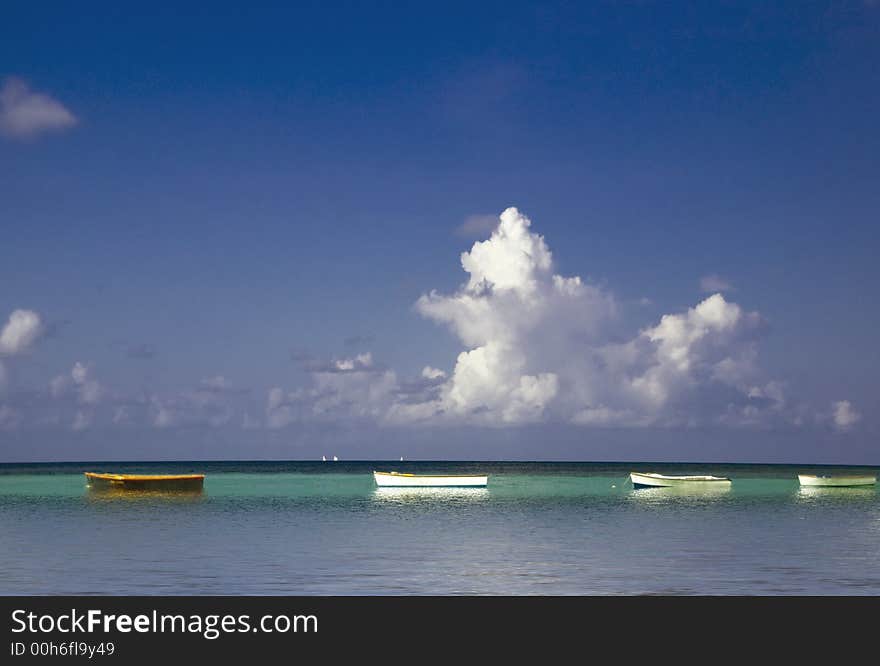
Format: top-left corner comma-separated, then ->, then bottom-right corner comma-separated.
0,78 -> 77,139
0,208 -> 865,439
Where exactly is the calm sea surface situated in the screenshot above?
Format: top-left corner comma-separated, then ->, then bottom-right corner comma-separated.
1,461 -> 878,595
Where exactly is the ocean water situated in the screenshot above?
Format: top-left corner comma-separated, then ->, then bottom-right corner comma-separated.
1,461 -> 879,595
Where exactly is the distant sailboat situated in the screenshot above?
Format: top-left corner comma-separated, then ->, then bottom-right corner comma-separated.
322,455 -> 326,462
333,455 -> 339,461
400,456 -> 404,461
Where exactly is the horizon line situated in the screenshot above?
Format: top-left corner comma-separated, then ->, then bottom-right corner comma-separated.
0,458 -> 877,468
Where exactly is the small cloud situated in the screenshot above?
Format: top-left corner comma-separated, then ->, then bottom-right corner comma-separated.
455,214 -> 499,239
0,309 -> 43,356
699,274 -> 735,293
832,400 -> 861,431
52,361 -> 102,404
421,366 -> 446,380
71,361 -> 89,385
298,351 -> 381,374
148,377 -> 246,429
333,352 -> 373,372
0,77 -> 77,139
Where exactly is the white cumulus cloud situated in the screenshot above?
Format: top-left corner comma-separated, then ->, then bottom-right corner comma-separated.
266,352 -> 397,428
50,361 -> 103,405
0,78 -> 77,139
0,309 -> 43,355
71,361 -> 102,404
832,400 -> 861,431
47,207 -> 845,438
388,207 -> 783,428
401,207 -> 616,425
626,293 -> 765,413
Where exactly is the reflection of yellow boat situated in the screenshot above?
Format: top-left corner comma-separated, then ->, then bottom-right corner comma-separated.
84,472 -> 205,492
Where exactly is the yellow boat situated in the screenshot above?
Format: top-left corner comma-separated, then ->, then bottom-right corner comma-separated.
84,472 -> 205,492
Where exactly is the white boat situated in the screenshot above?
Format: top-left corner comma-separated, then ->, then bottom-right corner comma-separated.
373,471 -> 488,488
630,472 -> 731,488
798,474 -> 876,488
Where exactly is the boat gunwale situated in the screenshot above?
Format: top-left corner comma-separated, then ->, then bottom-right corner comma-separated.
373,470 -> 488,479
797,474 -> 875,480
630,471 -> 731,483
84,472 -> 205,482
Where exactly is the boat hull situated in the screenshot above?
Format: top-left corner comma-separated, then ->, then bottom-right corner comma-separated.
630,472 -> 731,488
85,472 -> 205,492
373,471 -> 488,488
798,474 -> 876,488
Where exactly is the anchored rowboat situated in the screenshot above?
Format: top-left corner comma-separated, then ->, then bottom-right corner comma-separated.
798,474 -> 875,488
630,472 -> 731,488
373,471 -> 488,488
84,472 -> 205,492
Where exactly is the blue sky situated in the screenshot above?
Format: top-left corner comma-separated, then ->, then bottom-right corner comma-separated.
1,1 -> 878,462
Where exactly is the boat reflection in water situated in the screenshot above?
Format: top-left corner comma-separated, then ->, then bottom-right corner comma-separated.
371,486 -> 489,505
86,488 -> 205,503
626,482 -> 731,506
797,485 -> 876,503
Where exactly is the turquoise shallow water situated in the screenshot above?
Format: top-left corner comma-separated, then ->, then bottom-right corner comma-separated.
2,461 -> 879,595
